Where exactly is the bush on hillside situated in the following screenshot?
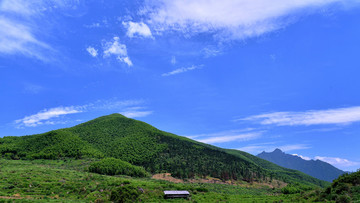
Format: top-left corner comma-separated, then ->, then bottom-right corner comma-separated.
89,158 -> 149,177
110,185 -> 141,203
315,170 -> 360,202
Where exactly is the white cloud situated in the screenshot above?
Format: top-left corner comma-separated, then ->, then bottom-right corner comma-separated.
143,0 -> 352,40
237,145 -> 266,153
170,56 -> 177,65
0,0 -> 78,60
0,16 -> 50,60
0,0 -> 37,16
315,156 -> 360,168
120,107 -> 153,118
86,46 -> 98,57
202,47 -> 222,58
103,37 -> 133,66
188,129 -> 261,144
122,56 -> 133,67
123,21 -> 153,38
0,0 -> 84,60
121,111 -> 153,118
15,106 -> 83,127
197,132 -> 261,144
243,106 -> 360,126
238,143 -> 310,154
293,154 -> 312,160
14,99 -> 151,127
162,65 -> 202,76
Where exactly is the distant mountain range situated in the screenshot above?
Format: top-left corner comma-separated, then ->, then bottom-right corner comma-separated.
257,149 -> 345,182
0,113 -> 328,187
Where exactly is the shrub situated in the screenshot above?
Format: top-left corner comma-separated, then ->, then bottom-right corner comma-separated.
281,185 -> 301,194
196,187 -> 209,192
110,185 -> 141,203
336,194 -> 351,203
89,158 -> 149,177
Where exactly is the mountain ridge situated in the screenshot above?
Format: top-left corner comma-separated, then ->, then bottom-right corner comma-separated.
257,148 -> 345,182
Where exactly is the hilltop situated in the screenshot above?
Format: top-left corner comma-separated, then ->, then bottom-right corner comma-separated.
257,149 -> 345,182
0,113 -> 328,188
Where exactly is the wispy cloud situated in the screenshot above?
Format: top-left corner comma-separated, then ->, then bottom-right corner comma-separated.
202,47 -> 222,58
120,107 -> 153,118
84,22 -> 100,28
0,0 -> 84,60
280,144 -> 311,152
292,154 -> 360,169
14,99 -> 151,127
142,0 -> 353,41
162,65 -> 203,76
243,106 -> 360,126
187,129 -> 261,144
23,83 -> 44,94
86,46 -> 98,57
89,99 -> 144,110
103,37 -> 133,66
0,0 -> 41,16
197,133 -> 261,144
15,106 -> 83,127
315,156 -> 360,168
0,16 -> 50,60
170,56 -> 177,65
292,154 -> 312,161
123,21 -> 153,38
238,143 -> 310,154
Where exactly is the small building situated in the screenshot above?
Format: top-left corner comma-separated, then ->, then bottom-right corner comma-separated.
164,190 -> 190,199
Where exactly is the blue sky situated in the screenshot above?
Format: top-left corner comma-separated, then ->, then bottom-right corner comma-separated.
1,0 -> 360,171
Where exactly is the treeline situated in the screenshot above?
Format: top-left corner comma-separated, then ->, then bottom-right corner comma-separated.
143,134 -> 268,182
0,130 -> 103,160
89,158 -> 149,177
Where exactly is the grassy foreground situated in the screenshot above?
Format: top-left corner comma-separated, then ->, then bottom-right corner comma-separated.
0,159 -> 302,202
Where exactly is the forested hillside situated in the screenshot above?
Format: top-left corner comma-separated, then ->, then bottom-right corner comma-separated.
0,113 -> 328,187
314,170 -> 360,202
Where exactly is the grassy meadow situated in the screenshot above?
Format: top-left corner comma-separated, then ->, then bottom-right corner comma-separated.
0,159 -> 303,202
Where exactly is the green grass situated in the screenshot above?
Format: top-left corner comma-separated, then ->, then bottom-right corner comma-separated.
0,159 -> 302,202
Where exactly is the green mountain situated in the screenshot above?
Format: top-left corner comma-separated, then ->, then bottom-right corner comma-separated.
0,113 -> 328,187
257,149 -> 345,182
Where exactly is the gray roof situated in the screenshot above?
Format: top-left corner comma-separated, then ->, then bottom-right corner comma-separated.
164,191 -> 190,195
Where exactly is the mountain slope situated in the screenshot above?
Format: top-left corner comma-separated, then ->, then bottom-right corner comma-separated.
257,149 -> 345,182
315,170 -> 360,202
225,149 -> 327,186
0,114 -> 328,187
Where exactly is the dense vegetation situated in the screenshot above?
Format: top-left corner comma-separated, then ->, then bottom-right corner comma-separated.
0,130 -> 103,160
89,158 -> 149,177
0,113 -> 328,187
314,170 -> 360,202
257,149 -> 345,182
